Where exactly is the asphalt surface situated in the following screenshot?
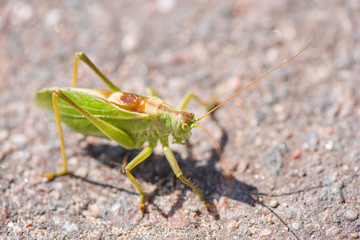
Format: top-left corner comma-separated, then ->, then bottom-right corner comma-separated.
1,0 -> 359,239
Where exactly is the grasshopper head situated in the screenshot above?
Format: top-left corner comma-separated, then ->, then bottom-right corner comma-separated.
172,111 -> 196,144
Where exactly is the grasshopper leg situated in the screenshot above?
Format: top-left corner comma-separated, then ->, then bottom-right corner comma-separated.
145,87 -> 158,97
72,52 -> 120,91
124,145 -> 155,212
39,92 -> 70,180
177,92 -> 216,111
160,139 -> 209,209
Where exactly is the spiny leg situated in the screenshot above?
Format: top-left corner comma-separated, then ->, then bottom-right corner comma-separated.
39,92 -> 70,180
124,145 -> 154,211
177,92 -> 216,111
160,139 -> 209,208
72,52 -> 120,91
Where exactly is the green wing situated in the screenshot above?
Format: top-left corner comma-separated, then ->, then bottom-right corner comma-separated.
35,88 -> 152,144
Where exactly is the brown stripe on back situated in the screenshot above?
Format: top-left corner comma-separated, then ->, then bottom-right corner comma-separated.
75,89 -> 148,113
107,92 -> 148,113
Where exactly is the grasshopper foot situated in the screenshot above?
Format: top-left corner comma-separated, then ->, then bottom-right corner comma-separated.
204,202 -> 219,219
137,202 -> 146,214
204,202 -> 213,211
37,169 -> 71,181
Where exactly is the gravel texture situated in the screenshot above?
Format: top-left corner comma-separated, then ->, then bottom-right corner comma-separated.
1,0 -> 359,239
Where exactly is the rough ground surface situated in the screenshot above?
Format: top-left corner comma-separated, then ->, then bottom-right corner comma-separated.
1,0 -> 359,239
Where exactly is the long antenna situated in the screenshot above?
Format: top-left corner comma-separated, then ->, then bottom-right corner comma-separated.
198,8 -> 318,121
195,124 -> 222,157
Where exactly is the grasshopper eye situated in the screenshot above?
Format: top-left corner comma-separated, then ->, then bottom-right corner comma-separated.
181,123 -> 189,130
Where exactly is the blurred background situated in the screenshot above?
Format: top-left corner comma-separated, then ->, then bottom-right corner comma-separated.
1,0 -> 359,239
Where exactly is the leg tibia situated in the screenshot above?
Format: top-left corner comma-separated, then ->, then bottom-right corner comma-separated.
178,175 -> 206,203
72,52 -> 120,91
38,92 -> 70,180
161,139 -> 207,205
124,146 -> 154,211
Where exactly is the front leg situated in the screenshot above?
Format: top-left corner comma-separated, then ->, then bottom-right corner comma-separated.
160,139 -> 209,208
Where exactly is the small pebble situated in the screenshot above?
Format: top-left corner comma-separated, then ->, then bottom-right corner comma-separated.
312,166 -> 324,174
11,2 -> 34,24
156,0 -> 176,13
260,228 -> 272,237
291,222 -> 300,230
44,9 -> 61,28
18,150 -> 31,161
197,18 -> 213,38
344,210 -> 358,222
52,182 -> 64,191
315,187 -> 330,201
11,134 -> 28,147
305,131 -> 318,151
292,222 -> 300,230
0,129 -> 9,142
324,140 -> 334,150
326,226 -> 341,236
270,200 -> 279,208
227,221 -> 239,232
237,226 -> 248,236
86,203 -> 103,219
7,222 -> 14,228
292,150 -> 301,159
262,142 -> 288,175
327,126 -> 334,135
121,33 -> 139,52
253,109 -> 267,125
73,167 -> 89,178
290,170 -> 298,177
351,233 -> 359,239
0,142 -> 12,159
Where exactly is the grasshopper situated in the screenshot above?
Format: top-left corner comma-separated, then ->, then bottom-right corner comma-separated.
35,24 -> 316,212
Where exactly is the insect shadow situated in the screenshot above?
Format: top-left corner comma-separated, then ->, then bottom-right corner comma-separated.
75,118 -> 258,220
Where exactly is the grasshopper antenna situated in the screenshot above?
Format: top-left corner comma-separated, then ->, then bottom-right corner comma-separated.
198,7 -> 318,121
195,124 -> 222,158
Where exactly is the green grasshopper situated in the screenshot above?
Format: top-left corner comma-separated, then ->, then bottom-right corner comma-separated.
35,28 -> 316,212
